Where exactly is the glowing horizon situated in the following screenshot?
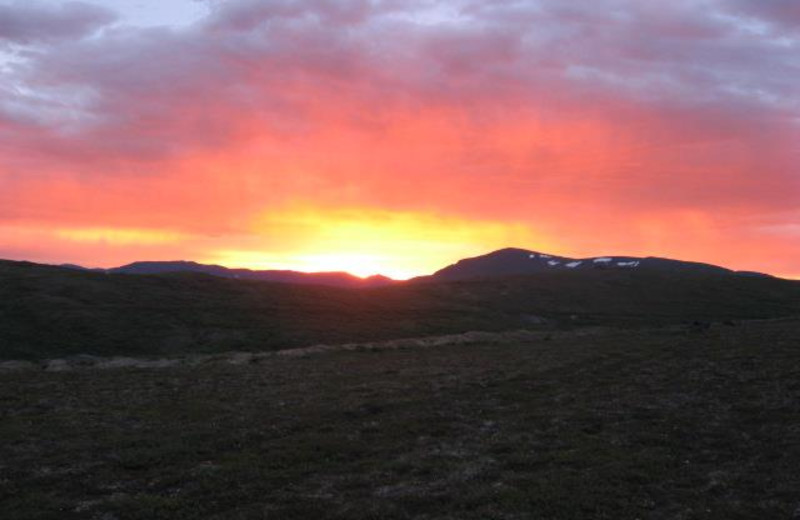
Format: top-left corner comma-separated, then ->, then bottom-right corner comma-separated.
1,1 -> 798,280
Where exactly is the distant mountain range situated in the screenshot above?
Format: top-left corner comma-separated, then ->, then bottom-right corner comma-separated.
2,251 -> 798,360
57,249 -> 772,287
61,261 -> 394,288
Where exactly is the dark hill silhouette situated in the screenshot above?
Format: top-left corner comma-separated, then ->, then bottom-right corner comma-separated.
65,260 -> 394,288
2,256 -> 798,360
422,247 -> 768,281
60,248 -> 770,288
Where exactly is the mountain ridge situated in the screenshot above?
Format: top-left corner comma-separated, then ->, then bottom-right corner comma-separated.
61,260 -> 395,288
2,256 -> 799,360
52,247 -> 778,286
421,247 -> 772,282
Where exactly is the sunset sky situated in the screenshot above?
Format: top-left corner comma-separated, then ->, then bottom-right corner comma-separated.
1,0 -> 798,279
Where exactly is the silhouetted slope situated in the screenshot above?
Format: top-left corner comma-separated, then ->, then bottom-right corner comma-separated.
2,259 -> 799,360
68,261 -> 394,287
63,248 -> 769,287
426,247 -> 764,281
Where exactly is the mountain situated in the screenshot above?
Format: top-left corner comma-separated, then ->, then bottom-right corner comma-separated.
66,261 -> 394,288
61,248 -> 769,288
424,247 -> 770,281
2,257 -> 799,360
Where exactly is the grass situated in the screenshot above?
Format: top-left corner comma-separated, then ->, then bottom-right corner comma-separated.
2,318 -> 800,519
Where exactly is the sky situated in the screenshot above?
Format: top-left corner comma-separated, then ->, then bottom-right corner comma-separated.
0,0 -> 798,279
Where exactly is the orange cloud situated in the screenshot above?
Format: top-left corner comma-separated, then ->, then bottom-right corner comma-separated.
54,227 -> 189,245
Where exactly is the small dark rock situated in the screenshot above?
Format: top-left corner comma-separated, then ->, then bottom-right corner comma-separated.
689,320 -> 712,333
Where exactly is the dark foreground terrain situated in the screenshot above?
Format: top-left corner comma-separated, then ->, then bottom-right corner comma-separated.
3,318 -> 800,519
2,259 -> 800,360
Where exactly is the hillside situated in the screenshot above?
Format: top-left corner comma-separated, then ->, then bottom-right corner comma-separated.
2,259 -> 799,360
64,261 -> 394,288
59,248 -> 768,286
425,247 -> 768,281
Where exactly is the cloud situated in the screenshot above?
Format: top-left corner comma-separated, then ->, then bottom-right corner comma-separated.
0,0 -> 798,276
730,0 -> 800,30
203,0 -> 373,30
0,1 -> 117,45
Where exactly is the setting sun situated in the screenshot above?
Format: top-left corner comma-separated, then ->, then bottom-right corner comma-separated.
208,206 -> 548,279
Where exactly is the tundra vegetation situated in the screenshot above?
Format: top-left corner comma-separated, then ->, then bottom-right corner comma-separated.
2,260 -> 800,518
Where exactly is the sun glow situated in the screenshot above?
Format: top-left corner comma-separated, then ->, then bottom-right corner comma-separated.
207,206 -> 551,279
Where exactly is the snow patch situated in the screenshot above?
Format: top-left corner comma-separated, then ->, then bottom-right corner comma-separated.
617,261 -> 640,267
540,254 -> 552,259
528,254 -> 537,259
593,257 -> 613,263
565,261 -> 582,268
547,260 -> 560,266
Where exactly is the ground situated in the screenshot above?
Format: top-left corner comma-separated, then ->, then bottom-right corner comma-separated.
2,319 -> 800,519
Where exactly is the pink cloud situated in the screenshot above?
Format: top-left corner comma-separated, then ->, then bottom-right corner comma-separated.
0,1 -> 116,45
